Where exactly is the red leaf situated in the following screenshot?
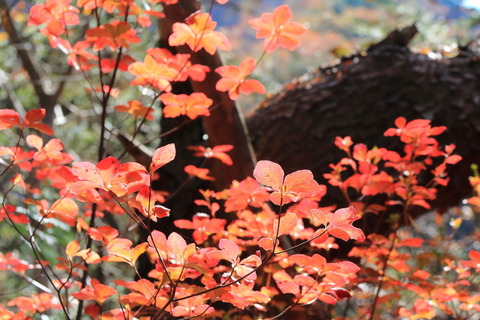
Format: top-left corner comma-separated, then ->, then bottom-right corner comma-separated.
469,250 -> 480,263
23,109 -> 54,135
311,209 -> 329,226
168,232 -> 195,263
24,109 -> 46,125
71,157 -> 143,197
312,228 -> 328,244
331,287 -> 352,299
0,109 -> 21,130
174,213 -> 225,244
328,228 -> 350,242
445,154 -> 462,165
8,292 -> 62,313
313,207 -> 365,242
0,204 -> 29,224
150,143 -> 176,174
147,230 -> 168,260
273,270 -> 299,295
152,205 -> 170,219
28,0 -> 80,36
174,219 -> 195,229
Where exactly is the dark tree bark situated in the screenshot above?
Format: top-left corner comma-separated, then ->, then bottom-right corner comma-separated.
247,31 -> 480,229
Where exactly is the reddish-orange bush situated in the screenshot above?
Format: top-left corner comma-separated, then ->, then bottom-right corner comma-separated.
0,1 -> 479,320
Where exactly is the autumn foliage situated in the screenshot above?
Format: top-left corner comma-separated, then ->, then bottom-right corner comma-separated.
0,1 -> 479,320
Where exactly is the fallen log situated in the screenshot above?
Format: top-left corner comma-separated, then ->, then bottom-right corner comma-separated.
247,27 -> 480,224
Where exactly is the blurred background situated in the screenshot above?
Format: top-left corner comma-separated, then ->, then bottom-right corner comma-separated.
207,0 -> 480,111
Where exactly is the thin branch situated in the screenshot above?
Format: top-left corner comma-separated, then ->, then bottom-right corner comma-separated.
368,229 -> 398,320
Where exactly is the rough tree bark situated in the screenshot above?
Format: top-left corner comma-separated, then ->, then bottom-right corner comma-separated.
247,29 -> 480,232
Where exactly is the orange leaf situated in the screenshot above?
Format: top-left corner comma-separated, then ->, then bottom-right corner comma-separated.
215,58 -> 265,100
189,145 -> 234,165
396,238 -> 424,248
87,225 -> 119,244
128,54 -> 177,91
249,5 -> 306,53
72,279 -> 117,304
115,100 -> 154,120
105,238 -> 148,266
253,160 -> 284,191
258,237 -> 274,251
26,134 -> 43,150
161,92 -> 212,120
169,12 -> 231,55
184,165 -> 215,181
254,160 -> 321,205
47,198 -> 78,226
66,240 -> 80,260
86,20 -> 140,51
274,212 -> 298,236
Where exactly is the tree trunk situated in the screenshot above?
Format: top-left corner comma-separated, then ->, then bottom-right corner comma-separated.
162,0 -> 256,189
